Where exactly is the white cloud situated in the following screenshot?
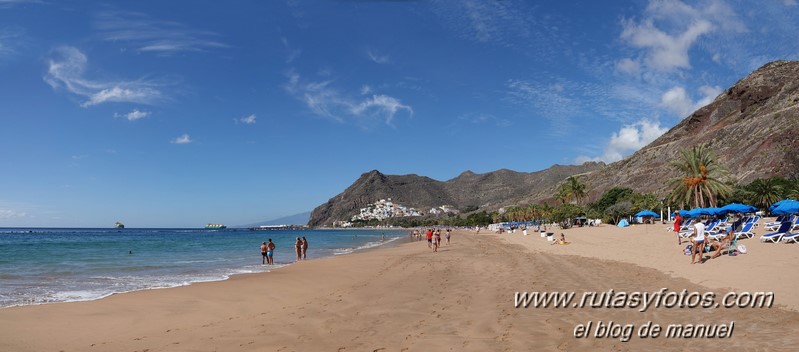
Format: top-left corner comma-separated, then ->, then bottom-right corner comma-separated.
361,85 -> 372,95
575,119 -> 669,163
44,46 -> 165,107
350,95 -> 413,125
171,134 -> 191,144
621,17 -> 712,72
0,208 -> 27,219
619,0 -> 746,73
616,58 -> 640,75
367,50 -> 389,64
239,114 -> 256,124
785,0 -> 797,5
659,85 -> 721,117
115,109 -> 150,121
94,11 -> 228,54
284,71 -> 413,127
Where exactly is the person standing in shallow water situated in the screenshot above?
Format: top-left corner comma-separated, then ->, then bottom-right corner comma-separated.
301,236 -> 308,260
266,239 -> 275,265
260,242 -> 269,265
295,237 -> 303,261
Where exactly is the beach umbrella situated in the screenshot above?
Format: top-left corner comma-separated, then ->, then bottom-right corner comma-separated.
720,203 -> 757,214
772,200 -> 799,215
770,199 -> 797,212
634,210 -> 659,218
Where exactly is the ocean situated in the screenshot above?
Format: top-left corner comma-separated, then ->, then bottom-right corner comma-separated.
0,228 -> 407,308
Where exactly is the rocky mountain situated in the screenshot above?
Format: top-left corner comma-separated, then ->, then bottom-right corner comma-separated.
307,163 -> 604,227
561,60 -> 799,203
308,61 -> 799,226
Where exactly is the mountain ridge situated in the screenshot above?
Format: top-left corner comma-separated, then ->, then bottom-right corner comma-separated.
307,60 -> 799,226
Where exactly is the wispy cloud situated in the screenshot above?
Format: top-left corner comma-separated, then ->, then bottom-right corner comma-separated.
0,0 -> 43,8
284,70 -> 413,127
238,114 -> 256,124
114,109 -> 151,121
575,119 -> 668,164
0,208 -> 27,219
94,10 -> 228,54
367,50 -> 389,64
281,37 -> 302,63
44,46 -> 167,107
171,134 -> 191,144
458,113 -> 512,128
0,26 -> 24,60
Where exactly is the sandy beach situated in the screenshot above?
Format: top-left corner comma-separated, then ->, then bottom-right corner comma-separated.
1,226 -> 798,351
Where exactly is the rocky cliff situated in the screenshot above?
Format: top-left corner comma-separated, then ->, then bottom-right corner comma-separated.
562,60 -> 799,203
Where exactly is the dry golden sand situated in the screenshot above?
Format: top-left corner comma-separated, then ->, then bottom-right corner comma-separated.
1,228 -> 798,351
503,218 -> 799,311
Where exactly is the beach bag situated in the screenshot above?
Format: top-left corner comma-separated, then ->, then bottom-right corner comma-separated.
736,244 -> 747,254
683,244 -> 692,256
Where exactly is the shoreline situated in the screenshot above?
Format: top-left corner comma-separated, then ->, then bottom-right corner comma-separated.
0,231 -> 409,310
1,229 -> 798,351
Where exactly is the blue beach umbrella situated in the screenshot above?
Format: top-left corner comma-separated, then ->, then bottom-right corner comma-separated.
634,210 -> 659,218
770,199 -> 797,212
772,200 -> 799,215
720,203 -> 757,214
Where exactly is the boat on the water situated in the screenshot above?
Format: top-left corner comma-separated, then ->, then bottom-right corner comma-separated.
205,223 -> 227,229
115,222 -> 125,229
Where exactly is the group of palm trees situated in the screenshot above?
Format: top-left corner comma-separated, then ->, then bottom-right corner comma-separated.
490,144 -> 793,225
667,144 -> 798,210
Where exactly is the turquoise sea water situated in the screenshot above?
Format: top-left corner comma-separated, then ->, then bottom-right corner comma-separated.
0,228 -> 406,308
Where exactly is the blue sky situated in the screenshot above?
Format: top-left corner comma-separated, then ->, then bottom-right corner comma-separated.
1,0 -> 798,227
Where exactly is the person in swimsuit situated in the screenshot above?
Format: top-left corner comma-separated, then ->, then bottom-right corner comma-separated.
266,239 -> 275,265
260,241 -> 269,264
301,236 -> 308,260
691,219 -> 707,264
295,237 -> 303,261
446,228 -> 451,244
434,230 -> 441,248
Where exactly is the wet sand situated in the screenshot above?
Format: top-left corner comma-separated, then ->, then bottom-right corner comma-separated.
1,229 -> 798,351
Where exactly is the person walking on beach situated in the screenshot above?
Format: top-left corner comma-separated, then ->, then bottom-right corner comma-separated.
301,236 -> 308,260
426,229 -> 433,248
445,228 -> 451,244
266,239 -> 276,265
295,237 -> 303,261
260,242 -> 269,265
673,210 -> 683,245
434,229 -> 441,247
690,219 -> 706,264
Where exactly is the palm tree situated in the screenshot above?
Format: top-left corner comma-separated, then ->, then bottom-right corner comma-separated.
746,177 -> 783,209
667,144 -> 732,208
567,176 -> 588,205
557,176 -> 588,205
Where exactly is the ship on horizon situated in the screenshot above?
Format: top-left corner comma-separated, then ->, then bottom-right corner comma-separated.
115,222 -> 125,229
205,223 -> 226,230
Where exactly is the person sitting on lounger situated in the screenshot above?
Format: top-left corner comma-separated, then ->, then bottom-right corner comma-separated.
709,230 -> 734,259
